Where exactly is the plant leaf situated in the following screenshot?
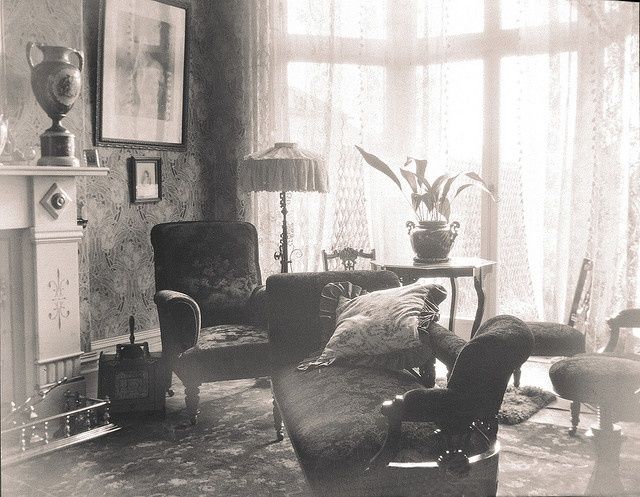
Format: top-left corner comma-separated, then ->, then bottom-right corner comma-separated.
413,158 -> 428,185
355,145 -> 403,190
421,192 -> 434,212
438,198 -> 451,221
431,174 -> 452,202
400,168 -> 419,193
463,172 -> 495,200
453,183 -> 474,199
411,193 -> 422,212
441,173 -> 461,202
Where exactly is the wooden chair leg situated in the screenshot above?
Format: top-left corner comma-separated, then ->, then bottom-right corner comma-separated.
569,401 -> 580,436
273,397 -> 284,441
184,382 -> 201,425
513,367 -> 521,388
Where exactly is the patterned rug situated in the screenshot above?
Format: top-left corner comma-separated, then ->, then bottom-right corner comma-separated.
2,378 -> 639,497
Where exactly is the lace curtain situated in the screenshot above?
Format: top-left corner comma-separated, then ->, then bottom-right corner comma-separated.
242,0 -> 639,348
495,0 -> 639,350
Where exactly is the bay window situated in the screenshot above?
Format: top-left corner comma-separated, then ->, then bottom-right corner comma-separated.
246,0 -> 639,348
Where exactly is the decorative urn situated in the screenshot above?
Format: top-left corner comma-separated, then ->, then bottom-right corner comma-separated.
27,42 -> 84,167
406,220 -> 460,263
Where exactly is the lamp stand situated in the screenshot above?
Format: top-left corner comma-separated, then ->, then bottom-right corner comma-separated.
274,191 -> 290,273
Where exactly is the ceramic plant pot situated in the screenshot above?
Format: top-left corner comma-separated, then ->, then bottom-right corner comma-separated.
406,220 -> 460,263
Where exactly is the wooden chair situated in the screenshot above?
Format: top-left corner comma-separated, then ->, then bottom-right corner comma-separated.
322,247 -> 376,271
550,309 -> 640,495
514,258 -> 593,434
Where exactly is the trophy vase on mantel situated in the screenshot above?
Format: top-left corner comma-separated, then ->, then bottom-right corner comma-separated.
27,42 -> 84,167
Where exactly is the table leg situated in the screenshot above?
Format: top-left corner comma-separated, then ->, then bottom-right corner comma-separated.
471,273 -> 485,338
449,277 -> 457,333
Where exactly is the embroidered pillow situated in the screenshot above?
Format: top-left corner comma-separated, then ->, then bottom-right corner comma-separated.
298,282 -> 447,371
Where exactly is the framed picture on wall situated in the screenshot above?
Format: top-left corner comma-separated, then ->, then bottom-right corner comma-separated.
128,157 -> 162,203
96,0 -> 189,150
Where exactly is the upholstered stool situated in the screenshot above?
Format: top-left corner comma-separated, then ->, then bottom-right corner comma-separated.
549,353 -> 640,495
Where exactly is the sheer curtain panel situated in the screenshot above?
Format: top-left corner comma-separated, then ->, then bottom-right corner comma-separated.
242,0 -> 639,349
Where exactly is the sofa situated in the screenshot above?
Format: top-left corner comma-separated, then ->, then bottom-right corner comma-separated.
267,270 -> 533,497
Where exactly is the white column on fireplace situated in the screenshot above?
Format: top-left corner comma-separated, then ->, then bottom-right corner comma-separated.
0,165 -> 108,407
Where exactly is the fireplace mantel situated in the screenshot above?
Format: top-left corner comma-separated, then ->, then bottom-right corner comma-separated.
0,165 -> 110,176
0,164 -> 109,408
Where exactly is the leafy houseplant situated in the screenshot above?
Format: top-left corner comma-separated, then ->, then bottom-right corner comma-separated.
356,145 -> 495,263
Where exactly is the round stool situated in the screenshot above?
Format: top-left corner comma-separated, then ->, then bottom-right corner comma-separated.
549,353 -> 640,496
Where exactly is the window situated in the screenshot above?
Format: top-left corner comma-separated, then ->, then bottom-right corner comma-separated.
275,0 -> 638,327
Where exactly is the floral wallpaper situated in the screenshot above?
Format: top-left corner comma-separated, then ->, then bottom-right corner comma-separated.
3,0 -> 247,347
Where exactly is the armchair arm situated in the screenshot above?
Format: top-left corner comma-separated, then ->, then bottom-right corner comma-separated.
369,388 -> 498,476
154,290 -> 202,361
247,285 -> 267,328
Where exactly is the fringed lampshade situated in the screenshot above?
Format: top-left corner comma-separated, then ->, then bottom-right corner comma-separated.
240,142 -> 328,273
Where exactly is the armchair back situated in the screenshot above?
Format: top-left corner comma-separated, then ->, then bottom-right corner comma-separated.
447,315 -> 534,419
266,270 -> 400,364
151,221 -> 262,327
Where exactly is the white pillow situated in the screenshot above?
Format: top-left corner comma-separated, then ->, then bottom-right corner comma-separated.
298,282 -> 446,370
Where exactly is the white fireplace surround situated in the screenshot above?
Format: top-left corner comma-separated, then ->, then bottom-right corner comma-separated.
0,165 -> 108,407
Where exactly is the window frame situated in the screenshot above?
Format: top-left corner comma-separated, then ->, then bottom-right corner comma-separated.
281,0 -> 628,320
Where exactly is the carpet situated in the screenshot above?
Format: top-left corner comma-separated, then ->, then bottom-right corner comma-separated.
2,378 -> 639,497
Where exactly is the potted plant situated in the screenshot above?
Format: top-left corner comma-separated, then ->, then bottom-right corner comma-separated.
356,145 -> 495,263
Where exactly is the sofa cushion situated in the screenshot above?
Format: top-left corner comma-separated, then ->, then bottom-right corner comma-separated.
174,324 -> 271,381
298,282 -> 446,371
267,271 -> 401,365
196,324 -> 267,349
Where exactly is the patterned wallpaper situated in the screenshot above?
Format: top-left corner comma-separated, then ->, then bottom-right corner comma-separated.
2,0 -> 246,347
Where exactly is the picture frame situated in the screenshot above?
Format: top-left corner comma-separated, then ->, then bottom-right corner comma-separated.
128,157 -> 162,203
83,149 -> 101,167
96,0 -> 189,150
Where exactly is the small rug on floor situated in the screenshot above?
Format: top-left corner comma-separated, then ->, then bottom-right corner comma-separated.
3,378 -> 639,497
497,385 -> 556,425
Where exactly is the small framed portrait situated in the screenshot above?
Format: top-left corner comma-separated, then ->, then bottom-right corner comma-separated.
83,149 -> 101,167
128,157 -> 162,203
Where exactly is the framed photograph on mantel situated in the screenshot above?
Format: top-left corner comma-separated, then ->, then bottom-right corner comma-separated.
128,157 -> 162,203
96,0 -> 189,150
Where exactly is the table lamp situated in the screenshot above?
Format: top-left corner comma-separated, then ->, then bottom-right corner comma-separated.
240,142 -> 328,273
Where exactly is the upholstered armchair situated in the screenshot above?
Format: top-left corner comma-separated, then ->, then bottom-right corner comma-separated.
151,221 -> 273,427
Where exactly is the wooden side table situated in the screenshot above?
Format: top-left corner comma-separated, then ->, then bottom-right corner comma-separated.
371,257 -> 497,337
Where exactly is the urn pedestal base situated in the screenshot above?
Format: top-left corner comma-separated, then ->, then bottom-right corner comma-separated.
38,128 -> 79,167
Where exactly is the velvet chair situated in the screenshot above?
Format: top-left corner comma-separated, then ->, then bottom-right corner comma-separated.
549,309 -> 640,496
515,257 -> 593,434
369,315 -> 534,495
267,270 -> 533,497
151,221 -> 275,429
